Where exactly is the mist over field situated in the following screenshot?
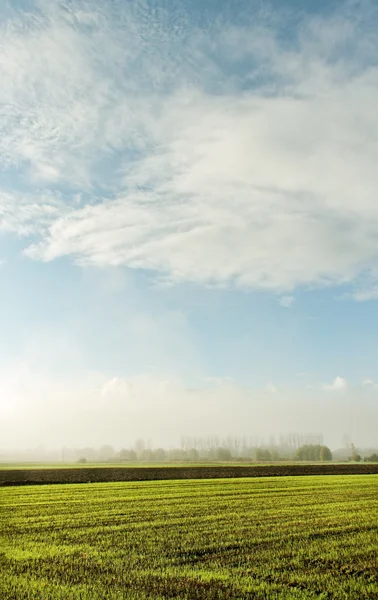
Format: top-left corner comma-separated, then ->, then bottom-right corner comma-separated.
2,369 -> 378,452
1,0 -> 378,457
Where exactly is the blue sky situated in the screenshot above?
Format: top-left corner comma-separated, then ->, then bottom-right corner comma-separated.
1,0 -> 378,449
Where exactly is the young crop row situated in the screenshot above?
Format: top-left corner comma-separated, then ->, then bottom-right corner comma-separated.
1,476 -> 378,599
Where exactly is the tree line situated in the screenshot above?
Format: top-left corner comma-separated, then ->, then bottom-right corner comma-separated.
74,435 -> 334,463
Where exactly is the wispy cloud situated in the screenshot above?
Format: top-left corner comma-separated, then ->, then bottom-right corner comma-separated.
1,1 -> 378,293
0,190 -> 67,236
279,296 -> 295,308
362,378 -> 378,389
351,288 -> 378,302
324,376 -> 348,392
265,383 -> 278,394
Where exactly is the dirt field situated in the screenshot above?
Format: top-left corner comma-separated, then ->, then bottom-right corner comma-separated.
2,462 -> 378,486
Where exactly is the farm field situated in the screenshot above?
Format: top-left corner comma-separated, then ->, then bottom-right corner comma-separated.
2,463 -> 378,485
2,476 -> 378,599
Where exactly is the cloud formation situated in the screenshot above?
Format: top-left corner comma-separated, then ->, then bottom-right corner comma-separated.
0,1 -> 378,292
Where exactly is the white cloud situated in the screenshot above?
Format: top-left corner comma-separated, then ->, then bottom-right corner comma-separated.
0,191 -> 68,236
265,383 -> 278,394
279,296 -> 295,308
2,2 -> 378,292
100,377 -> 126,397
362,378 -> 378,389
352,288 -> 378,302
324,376 -> 348,392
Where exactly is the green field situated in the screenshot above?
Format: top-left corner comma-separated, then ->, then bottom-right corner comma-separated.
2,475 -> 378,599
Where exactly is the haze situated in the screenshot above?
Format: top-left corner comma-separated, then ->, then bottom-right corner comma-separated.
1,0 -> 378,454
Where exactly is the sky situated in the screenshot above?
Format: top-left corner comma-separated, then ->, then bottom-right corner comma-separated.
1,0 -> 378,450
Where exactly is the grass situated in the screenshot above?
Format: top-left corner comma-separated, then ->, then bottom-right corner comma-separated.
1,475 -> 378,599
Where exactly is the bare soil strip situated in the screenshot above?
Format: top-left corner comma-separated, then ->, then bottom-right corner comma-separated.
1,463 -> 378,486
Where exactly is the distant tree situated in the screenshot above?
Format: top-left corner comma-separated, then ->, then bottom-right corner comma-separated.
154,448 -> 166,462
270,448 -> 281,461
77,457 -> 87,464
187,448 -> 199,461
134,439 -> 146,460
140,449 -> 155,462
167,448 -> 189,461
349,443 -> 361,462
296,444 -> 332,461
207,447 -> 217,461
78,447 -> 96,461
216,447 -> 232,461
100,445 -> 115,461
364,453 -> 378,462
319,445 -> 332,462
254,448 -> 272,462
119,448 -> 137,461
